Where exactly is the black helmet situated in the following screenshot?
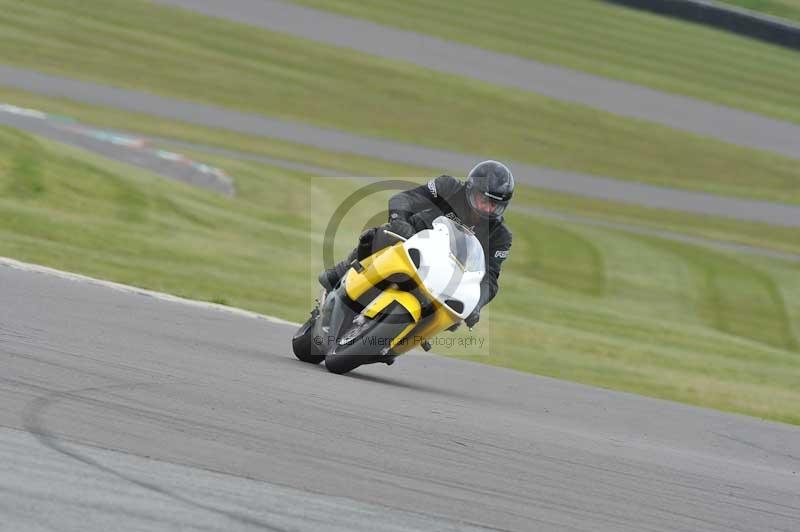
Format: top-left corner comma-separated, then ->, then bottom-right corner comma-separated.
465,160 -> 514,219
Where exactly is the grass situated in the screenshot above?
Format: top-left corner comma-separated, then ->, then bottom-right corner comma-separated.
484,219 -> 800,424
0,128 -> 319,319
289,0 -> 800,123
719,0 -> 800,23
2,1 -> 800,204
0,87 -> 435,179
1,126 -> 798,424
513,187 -> 800,256
2,84 -> 798,257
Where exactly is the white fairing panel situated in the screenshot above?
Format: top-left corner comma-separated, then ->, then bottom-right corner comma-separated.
403,217 -> 485,319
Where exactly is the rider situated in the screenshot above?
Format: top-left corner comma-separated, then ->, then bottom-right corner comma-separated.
318,160 -> 514,328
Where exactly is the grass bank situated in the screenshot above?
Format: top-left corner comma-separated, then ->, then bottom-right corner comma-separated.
2,1 -> 800,203
3,85 -> 798,256
290,0 -> 800,123
1,126 -> 798,424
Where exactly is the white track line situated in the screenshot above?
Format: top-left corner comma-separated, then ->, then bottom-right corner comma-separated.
0,256 -> 299,327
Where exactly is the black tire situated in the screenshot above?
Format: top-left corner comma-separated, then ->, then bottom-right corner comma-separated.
324,351 -> 372,375
324,303 -> 411,375
292,316 -> 324,364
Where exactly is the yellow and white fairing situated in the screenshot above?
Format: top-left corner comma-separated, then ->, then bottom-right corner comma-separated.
404,217 -> 485,319
344,216 -> 485,355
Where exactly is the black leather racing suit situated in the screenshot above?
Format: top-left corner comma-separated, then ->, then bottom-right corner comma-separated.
388,175 -> 512,315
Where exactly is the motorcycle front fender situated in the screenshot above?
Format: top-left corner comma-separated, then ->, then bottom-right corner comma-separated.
363,288 -> 421,322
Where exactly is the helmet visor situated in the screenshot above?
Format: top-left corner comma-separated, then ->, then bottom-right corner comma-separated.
467,188 -> 508,219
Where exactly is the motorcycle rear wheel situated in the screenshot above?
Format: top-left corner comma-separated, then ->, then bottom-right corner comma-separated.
292,315 -> 325,364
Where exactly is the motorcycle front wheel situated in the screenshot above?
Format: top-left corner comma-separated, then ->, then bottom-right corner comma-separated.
324,303 -> 412,374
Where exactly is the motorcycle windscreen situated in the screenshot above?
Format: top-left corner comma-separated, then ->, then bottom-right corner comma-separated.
439,217 -> 485,273
405,217 -> 484,319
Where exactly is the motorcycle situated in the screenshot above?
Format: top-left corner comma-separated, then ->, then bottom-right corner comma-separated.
292,216 -> 485,374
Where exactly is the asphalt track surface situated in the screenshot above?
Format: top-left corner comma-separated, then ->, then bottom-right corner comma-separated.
2,262 -> 800,532
150,0 -> 800,160
3,65 -> 800,227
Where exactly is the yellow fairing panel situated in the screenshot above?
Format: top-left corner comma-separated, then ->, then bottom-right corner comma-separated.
343,243 -> 461,354
344,244 -> 413,301
363,289 -> 422,321
361,289 -> 422,349
392,304 -> 459,355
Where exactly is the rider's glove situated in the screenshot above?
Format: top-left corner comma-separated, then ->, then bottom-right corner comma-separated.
408,208 -> 440,233
388,218 -> 415,239
465,309 -> 480,329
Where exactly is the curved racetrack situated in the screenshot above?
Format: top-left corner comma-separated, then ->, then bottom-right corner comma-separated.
2,262 -> 799,531
2,2 -> 800,529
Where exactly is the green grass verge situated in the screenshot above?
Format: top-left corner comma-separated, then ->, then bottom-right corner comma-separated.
1,126 -> 798,424
2,1 -> 800,204
487,227 -> 800,424
719,0 -> 800,23
513,187 -> 800,256
3,84 -> 798,257
290,0 -> 800,123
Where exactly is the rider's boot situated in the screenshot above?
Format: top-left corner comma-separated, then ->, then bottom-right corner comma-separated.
318,248 -> 358,291
319,226 -> 384,290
